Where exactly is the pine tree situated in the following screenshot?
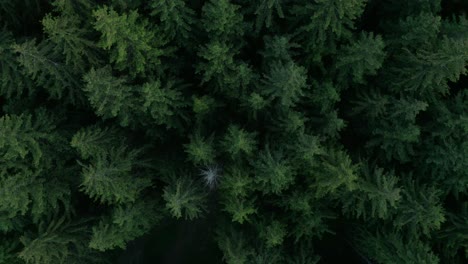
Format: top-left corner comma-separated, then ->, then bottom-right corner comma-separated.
0,112 -> 55,167
311,149 -> 359,198
437,203 -> 468,262
77,146 -> 152,204
254,0 -> 284,32
196,40 -> 238,88
335,32 -> 386,85
93,6 -> 164,77
389,37 -> 468,97
394,179 -> 446,236
0,30 -> 32,98
387,12 -> 441,51
19,216 -> 91,264
41,13 -> 98,72
89,199 -> 161,251
184,132 -> 216,166
362,96 -> 428,162
222,195 -> 257,224
257,219 -> 286,247
201,0 -> 244,41
162,175 -> 208,220
82,66 -> 135,126
341,164 -> 401,220
13,39 -> 82,103
221,125 -> 257,159
260,61 -> 308,108
0,0 -> 467,262
70,125 -> 122,160
420,90 -> 468,196
291,0 -> 367,62
51,0 -> 94,16
286,240 -> 320,264
216,228 -> 252,264
252,146 -> 295,194
141,79 -> 189,130
354,228 -> 440,264
149,0 -> 195,41
219,165 -> 256,224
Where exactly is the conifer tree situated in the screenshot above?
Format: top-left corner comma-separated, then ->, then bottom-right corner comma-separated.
341,164 -> 401,220
261,61 -> 308,108
0,0 -> 467,262
13,39 -> 82,103
82,66 -> 135,126
335,32 -> 386,85
77,146 -> 152,205
163,175 -> 208,220
19,216 -> 93,264
149,0 -> 195,41
41,13 -> 98,72
252,146 -> 295,194
93,6 -> 164,77
311,149 -> 359,198
216,228 -> 252,264
89,199 -> 161,251
254,0 -> 284,32
0,30 -> 32,98
394,179 -> 446,236
141,79 -> 189,130
355,229 -> 440,264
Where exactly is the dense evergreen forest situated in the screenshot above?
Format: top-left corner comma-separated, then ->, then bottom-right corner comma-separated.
0,0 -> 467,263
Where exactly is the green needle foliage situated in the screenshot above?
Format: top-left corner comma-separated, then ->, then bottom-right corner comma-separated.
83,66 -> 135,126
163,175 -> 208,220
0,0 -> 467,263
93,6 -> 164,77
19,216 -> 92,264
149,0 -> 195,42
89,200 -> 161,251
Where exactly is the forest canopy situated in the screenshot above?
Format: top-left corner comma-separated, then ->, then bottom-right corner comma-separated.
0,0 -> 467,263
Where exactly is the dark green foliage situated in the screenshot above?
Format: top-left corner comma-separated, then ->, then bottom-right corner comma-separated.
394,180 -> 445,236
258,219 -> 286,247
0,239 -> 23,264
221,125 -> 257,159
1,1 -> 467,263
77,145 -> 152,204
389,37 -> 468,96
0,31 -> 31,98
142,79 -> 189,130
355,229 -> 440,264
19,216 -> 91,264
13,39 -> 82,103
93,6 -> 164,77
83,67 -> 135,126
184,132 -> 216,166
89,200 -> 161,251
201,0 -> 244,41
216,228 -> 251,264
336,32 -> 386,85
149,0 -> 195,41
42,13 -> 98,72
311,149 -> 359,198
219,167 -> 256,224
438,203 -> 468,261
253,146 -> 295,194
291,0 -> 367,62
342,164 -> 401,220
261,61 -> 308,108
254,0 -> 284,32
196,40 -> 238,89
163,175 -> 208,220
